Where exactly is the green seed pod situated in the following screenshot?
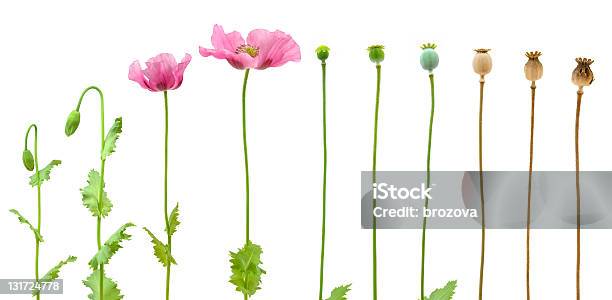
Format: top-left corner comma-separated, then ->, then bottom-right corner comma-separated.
368,45 -> 385,64
316,45 -> 330,61
65,110 -> 80,137
420,43 -> 439,72
22,149 -> 34,171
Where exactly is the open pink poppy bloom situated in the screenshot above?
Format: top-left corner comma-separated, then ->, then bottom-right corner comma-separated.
199,25 -> 301,70
129,53 -> 191,92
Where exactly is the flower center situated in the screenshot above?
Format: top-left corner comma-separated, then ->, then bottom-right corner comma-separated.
236,44 -> 259,58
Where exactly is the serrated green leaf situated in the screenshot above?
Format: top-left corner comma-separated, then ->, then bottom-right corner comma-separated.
29,160 -> 61,186
89,223 -> 134,269
83,270 -> 123,300
229,242 -> 266,297
9,209 -> 43,242
143,227 -> 176,267
166,203 -> 180,236
81,170 -> 113,217
33,256 -> 77,296
101,117 -> 122,159
426,280 -> 457,300
326,284 -> 352,300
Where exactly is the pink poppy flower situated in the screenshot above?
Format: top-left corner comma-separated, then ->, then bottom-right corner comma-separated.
199,25 -> 301,70
129,53 -> 192,92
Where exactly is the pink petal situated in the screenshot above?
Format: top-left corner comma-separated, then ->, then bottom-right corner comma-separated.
171,53 -> 192,90
247,29 -> 301,70
211,24 -> 245,52
144,53 -> 177,91
199,46 -> 255,70
128,61 -> 153,91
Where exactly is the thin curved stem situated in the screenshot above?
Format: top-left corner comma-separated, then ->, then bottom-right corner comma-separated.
420,74 -> 435,300
242,69 -> 251,245
372,64 -> 381,300
526,82 -> 536,300
74,85 -> 106,300
478,77 -> 486,300
575,89 -> 583,300
26,124 -> 41,300
163,91 -> 172,300
318,62 -> 327,300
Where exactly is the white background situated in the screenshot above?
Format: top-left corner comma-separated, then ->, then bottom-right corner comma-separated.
1,0 -> 611,299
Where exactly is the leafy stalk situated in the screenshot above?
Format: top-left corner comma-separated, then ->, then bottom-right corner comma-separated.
68,86 -> 129,300
10,124 -> 74,299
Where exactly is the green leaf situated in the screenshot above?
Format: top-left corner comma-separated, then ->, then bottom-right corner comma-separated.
29,160 -> 61,186
143,227 -> 176,267
33,256 -> 77,296
229,242 -> 266,297
81,170 -> 113,217
9,209 -> 43,242
88,223 -> 134,269
326,284 -> 352,300
83,270 -> 123,300
101,117 -> 122,159
166,203 -> 180,236
426,280 -> 457,300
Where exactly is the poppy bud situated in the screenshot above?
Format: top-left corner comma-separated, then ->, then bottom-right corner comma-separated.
65,110 -> 80,137
22,149 -> 34,171
420,43 -> 439,72
316,45 -> 330,62
368,45 -> 385,64
524,51 -> 543,82
572,57 -> 594,87
472,48 -> 492,77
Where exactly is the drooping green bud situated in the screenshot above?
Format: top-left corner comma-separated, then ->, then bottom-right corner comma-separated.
420,43 -> 439,72
316,45 -> 330,62
368,45 -> 385,64
22,149 -> 34,171
65,110 -> 80,137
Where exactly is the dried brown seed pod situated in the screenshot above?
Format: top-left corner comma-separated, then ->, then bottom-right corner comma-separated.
473,48 -> 492,77
524,51 -> 543,82
572,57 -> 594,87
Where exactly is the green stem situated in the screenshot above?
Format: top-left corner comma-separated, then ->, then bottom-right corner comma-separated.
372,64 -> 381,300
242,69 -> 251,245
26,124 -> 41,300
163,91 -> 172,300
318,62 -> 327,300
478,78 -> 486,300
420,74 -> 435,300
75,85 -> 106,300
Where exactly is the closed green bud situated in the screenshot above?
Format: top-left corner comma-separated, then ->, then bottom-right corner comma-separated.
22,149 -> 34,171
316,45 -> 330,61
368,45 -> 385,64
420,43 -> 439,72
65,110 -> 80,137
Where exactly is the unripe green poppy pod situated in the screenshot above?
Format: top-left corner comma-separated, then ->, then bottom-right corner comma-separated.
368,45 -> 385,64
316,45 -> 330,61
420,43 -> 439,72
22,149 -> 34,171
65,110 -> 80,137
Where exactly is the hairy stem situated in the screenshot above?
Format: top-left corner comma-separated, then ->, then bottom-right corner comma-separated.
372,64 -> 381,300
575,88 -> 583,300
318,61 -> 327,300
478,77 -> 486,300
76,86 -> 106,300
420,74 -> 435,300
526,82 -> 536,300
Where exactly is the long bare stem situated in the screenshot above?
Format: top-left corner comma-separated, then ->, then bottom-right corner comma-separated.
526,82 -> 536,300
575,88 -> 583,300
478,77 -> 486,300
